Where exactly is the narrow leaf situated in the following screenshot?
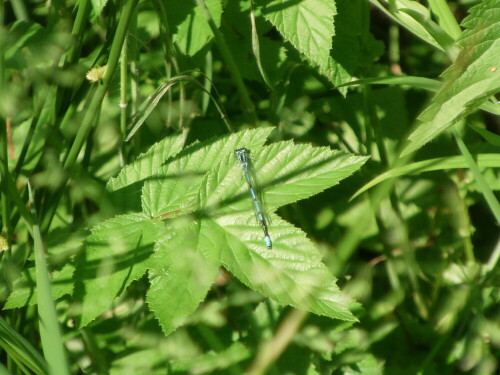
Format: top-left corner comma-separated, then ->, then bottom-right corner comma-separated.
351,154 -> 500,199
468,123 -> 500,147
453,129 -> 500,223
401,0 -> 500,156
27,183 -> 70,375
0,316 -> 49,375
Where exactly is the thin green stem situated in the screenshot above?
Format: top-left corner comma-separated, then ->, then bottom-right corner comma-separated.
119,34 -> 128,167
66,0 -> 91,65
0,3 -> 10,243
41,0 -> 138,232
453,127 -> 500,223
202,50 -> 213,115
196,0 -> 258,126
0,119 -> 11,244
64,0 -> 137,170
389,24 -> 401,74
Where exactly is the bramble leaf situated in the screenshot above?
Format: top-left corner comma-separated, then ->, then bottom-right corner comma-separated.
259,0 -> 336,70
4,263 -> 74,309
74,213 -> 163,327
146,221 -> 221,335
167,0 -> 222,56
201,216 -> 356,320
141,127 -> 273,217
106,133 -> 185,191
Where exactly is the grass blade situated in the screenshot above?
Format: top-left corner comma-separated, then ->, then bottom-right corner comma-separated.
351,153 -> 500,199
27,182 -> 70,375
0,316 -> 49,375
452,127 -> 500,223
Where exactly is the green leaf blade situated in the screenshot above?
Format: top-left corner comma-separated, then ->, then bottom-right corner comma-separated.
401,0 -> 500,156
204,216 -> 356,321
106,132 -> 186,191
4,263 -> 74,310
167,0 -> 222,56
74,213 -> 163,327
142,127 -> 274,217
147,221 -> 221,335
199,141 -> 368,213
261,0 -> 336,69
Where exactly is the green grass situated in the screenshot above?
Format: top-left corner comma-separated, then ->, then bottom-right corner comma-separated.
1,0 -> 499,374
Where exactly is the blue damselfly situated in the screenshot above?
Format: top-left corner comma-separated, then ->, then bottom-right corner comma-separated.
234,148 -> 272,249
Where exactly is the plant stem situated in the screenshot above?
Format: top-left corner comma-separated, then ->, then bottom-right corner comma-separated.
453,127 -> 500,223
196,0 -> 258,126
41,0 -> 139,232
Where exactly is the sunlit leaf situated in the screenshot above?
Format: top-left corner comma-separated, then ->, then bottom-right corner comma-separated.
106,132 -> 186,191
146,221 -> 220,335
142,128 -> 273,217
259,0 -> 336,70
401,0 -> 500,156
74,213 -> 163,327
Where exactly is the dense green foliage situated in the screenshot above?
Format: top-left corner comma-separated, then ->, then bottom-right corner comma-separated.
1,0 -> 499,374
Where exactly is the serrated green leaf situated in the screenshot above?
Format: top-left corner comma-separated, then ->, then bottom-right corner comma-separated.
74,213 -> 163,327
194,142 -> 364,320
106,132 -> 185,191
198,141 -> 368,214
202,216 -> 356,321
316,0 -> 384,92
260,0 -> 336,69
146,221 -> 220,336
401,0 -> 500,156
4,263 -> 74,310
142,127 -> 273,217
166,0 -> 222,56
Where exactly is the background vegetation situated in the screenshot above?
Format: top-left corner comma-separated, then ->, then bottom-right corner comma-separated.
1,0 -> 499,374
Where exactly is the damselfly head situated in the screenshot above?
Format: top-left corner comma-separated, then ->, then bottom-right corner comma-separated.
234,148 -> 251,155
234,148 -> 251,164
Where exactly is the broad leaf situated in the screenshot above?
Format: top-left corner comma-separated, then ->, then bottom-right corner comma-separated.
106,132 -> 185,191
74,213 -> 163,327
166,0 -> 222,56
319,0 -> 384,91
142,127 -> 273,217
198,141 -> 369,214
4,263 -> 74,309
146,220 -> 221,335
401,0 -> 500,156
260,0 -> 336,70
196,142 -> 367,320
201,217 -> 356,320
